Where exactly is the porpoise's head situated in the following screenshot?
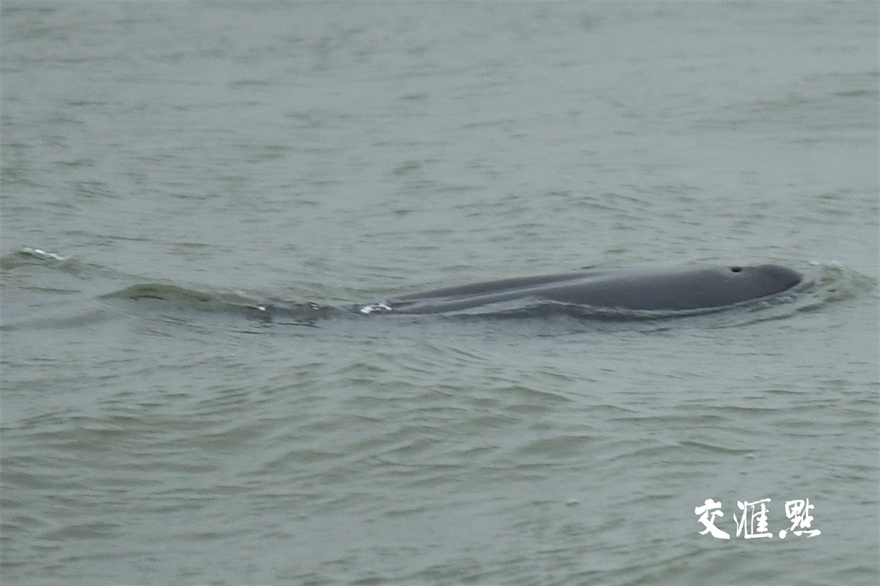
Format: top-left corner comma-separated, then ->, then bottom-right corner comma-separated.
707,264 -> 802,307
626,263 -> 804,310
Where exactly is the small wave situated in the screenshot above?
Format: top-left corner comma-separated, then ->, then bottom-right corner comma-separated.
101,283 -> 340,326
776,261 -> 877,315
19,247 -> 67,261
1,247 -> 69,268
366,298 -> 779,330
103,283 -> 225,305
808,260 -> 876,300
0,247 -> 116,281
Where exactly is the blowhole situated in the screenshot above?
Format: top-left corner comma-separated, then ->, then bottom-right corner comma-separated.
730,266 -> 742,273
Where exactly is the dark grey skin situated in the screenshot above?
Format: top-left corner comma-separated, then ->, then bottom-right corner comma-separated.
377,264 -> 802,314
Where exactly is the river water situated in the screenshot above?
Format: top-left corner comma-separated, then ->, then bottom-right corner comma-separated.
2,2 -> 878,585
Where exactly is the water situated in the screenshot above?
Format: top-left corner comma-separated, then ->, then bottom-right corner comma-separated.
2,2 -> 878,584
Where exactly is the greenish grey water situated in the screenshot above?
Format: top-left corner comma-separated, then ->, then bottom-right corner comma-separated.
2,2 -> 878,585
